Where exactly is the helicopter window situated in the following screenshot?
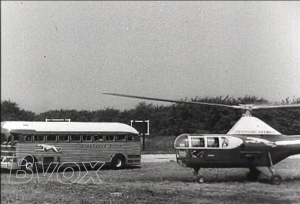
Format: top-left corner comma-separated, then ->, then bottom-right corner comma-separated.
175,135 -> 189,148
207,137 -> 219,148
221,137 -> 229,148
191,138 -> 205,148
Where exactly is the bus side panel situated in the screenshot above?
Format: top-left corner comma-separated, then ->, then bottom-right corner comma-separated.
75,142 -> 127,164
16,143 -> 115,165
15,142 -> 134,166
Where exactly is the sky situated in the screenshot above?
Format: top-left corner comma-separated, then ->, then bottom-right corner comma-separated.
1,1 -> 300,113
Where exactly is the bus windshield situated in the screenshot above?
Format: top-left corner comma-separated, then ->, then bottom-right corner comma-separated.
1,133 -> 6,144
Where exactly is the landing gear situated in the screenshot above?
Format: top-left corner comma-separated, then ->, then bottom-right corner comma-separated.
249,150 -> 282,185
266,166 -> 282,185
193,167 -> 204,183
270,175 -> 282,185
197,177 -> 204,183
267,150 -> 282,185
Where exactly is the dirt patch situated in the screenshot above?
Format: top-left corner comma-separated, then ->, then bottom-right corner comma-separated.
1,159 -> 300,204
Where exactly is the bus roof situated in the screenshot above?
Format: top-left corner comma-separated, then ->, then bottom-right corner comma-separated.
1,121 -> 139,134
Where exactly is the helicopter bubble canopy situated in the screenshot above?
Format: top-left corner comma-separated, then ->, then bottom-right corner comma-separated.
174,134 -> 189,148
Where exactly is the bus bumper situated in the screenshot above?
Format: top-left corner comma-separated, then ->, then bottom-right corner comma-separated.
127,155 -> 141,166
1,157 -> 20,170
1,161 -> 19,170
127,159 -> 141,166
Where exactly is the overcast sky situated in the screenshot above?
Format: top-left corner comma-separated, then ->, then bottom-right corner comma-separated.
1,1 -> 300,113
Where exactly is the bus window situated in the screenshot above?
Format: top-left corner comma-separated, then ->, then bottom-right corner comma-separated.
127,135 -> 133,141
207,137 -> 219,148
105,135 -> 115,142
127,134 -> 139,142
47,135 -> 57,142
13,134 -> 19,142
34,135 -> 45,142
70,135 -> 81,142
116,135 -> 126,142
24,135 -> 32,142
82,135 -> 92,142
93,135 -> 104,142
58,135 -> 69,142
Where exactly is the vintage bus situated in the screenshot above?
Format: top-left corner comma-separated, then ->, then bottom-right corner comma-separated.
1,121 -> 141,172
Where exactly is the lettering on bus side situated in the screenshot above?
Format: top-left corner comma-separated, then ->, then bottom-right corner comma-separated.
81,144 -> 122,148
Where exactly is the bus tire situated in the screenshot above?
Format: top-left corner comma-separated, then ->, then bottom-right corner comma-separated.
21,156 -> 37,173
111,155 -> 125,169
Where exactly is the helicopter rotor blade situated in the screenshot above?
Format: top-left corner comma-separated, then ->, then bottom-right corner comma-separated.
103,93 -> 300,111
251,104 -> 300,110
103,93 -> 242,109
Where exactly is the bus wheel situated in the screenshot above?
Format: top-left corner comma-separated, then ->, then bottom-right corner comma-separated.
111,155 -> 125,169
21,156 -> 37,173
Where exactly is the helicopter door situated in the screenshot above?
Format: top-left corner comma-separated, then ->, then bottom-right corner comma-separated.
204,137 -> 221,161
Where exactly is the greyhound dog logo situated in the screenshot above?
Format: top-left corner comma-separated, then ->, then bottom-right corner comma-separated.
245,137 -> 276,147
36,144 -> 63,154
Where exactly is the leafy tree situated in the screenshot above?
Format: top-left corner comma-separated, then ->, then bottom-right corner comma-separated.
1,100 -> 35,121
2,96 -> 299,135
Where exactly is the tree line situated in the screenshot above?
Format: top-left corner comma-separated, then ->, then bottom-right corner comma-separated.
1,96 -> 300,135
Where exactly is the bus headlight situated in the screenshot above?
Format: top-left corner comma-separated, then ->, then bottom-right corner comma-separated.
10,158 -> 17,162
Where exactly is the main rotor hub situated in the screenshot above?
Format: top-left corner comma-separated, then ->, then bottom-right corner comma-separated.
243,110 -> 252,117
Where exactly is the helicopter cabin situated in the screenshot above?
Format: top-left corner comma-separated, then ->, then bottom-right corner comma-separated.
174,134 -> 243,149
174,134 -> 244,161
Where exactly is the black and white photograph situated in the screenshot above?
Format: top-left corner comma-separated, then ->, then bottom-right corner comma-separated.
1,1 -> 300,204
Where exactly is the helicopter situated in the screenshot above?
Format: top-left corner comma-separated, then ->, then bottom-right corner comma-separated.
103,93 -> 300,185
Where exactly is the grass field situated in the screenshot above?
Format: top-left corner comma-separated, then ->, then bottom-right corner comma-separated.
1,157 -> 300,204
141,136 -> 176,154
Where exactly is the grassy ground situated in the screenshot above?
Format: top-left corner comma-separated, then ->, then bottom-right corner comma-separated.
141,136 -> 176,154
1,158 -> 300,204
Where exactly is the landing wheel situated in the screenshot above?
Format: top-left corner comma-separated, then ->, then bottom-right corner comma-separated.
193,167 -> 204,183
111,155 -> 125,169
270,175 -> 282,185
197,177 -> 204,183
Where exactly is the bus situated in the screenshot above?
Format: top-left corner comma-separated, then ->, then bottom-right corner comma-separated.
1,121 -> 141,172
